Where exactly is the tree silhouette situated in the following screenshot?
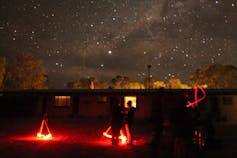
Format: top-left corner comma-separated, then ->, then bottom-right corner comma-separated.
0,56 -> 6,90
189,64 -> 237,88
4,53 -> 48,90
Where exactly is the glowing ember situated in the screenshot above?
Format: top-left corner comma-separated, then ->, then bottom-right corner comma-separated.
186,86 -> 206,108
103,126 -> 127,144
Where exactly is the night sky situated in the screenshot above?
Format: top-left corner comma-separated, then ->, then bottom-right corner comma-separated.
0,0 -> 237,88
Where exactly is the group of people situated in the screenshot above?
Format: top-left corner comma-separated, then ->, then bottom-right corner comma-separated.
110,96 -> 136,146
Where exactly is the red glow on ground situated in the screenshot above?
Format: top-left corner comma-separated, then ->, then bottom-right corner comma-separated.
186,86 -> 206,108
9,134 -> 62,142
103,126 -> 127,145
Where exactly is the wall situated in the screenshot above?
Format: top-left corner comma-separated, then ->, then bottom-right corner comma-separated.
219,95 -> 237,124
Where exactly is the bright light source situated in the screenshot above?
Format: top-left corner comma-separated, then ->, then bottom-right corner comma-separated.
124,96 -> 137,108
37,133 -> 52,140
36,115 -> 53,141
103,126 -> 127,144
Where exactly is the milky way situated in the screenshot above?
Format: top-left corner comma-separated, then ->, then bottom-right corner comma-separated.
0,0 -> 237,88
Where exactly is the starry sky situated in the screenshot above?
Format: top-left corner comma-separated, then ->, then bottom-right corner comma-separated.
0,0 -> 237,88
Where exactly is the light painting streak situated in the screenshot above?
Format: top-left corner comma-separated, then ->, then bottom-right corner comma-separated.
103,126 -> 127,144
186,86 -> 206,108
36,118 -> 53,140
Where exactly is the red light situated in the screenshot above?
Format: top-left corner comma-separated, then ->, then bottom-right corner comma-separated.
36,117 -> 53,140
186,86 -> 206,108
36,133 -> 52,140
103,126 -> 127,144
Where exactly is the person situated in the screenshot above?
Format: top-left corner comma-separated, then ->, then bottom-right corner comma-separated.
110,96 -> 124,146
124,100 -> 136,145
150,89 -> 164,157
173,94 -> 194,158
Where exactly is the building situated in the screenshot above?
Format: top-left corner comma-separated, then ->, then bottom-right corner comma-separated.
0,89 -> 237,125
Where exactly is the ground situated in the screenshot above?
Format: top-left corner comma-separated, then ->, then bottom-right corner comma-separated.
0,117 -> 236,158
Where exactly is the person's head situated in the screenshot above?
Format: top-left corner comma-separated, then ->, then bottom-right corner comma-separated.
127,100 -> 132,108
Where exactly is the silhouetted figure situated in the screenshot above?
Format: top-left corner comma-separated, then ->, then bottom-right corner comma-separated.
173,94 -> 194,158
203,112 -> 218,150
150,89 -> 164,157
110,96 -> 124,146
124,100 -> 136,145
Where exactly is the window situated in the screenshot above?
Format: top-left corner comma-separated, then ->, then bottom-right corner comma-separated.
124,96 -> 137,108
55,96 -> 71,107
97,96 -> 108,104
222,96 -> 233,105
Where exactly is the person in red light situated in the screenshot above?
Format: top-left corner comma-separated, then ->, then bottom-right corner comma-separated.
124,100 -> 136,145
110,96 -> 124,146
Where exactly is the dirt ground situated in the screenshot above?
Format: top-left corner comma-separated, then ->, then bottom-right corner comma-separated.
0,117 -> 237,158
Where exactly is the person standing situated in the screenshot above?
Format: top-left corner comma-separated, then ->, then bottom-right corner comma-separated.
110,96 -> 124,146
124,100 -> 136,145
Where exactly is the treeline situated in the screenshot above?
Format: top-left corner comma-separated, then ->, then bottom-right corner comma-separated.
0,53 -> 48,90
66,64 -> 237,89
67,76 -> 191,89
1,53 -> 237,90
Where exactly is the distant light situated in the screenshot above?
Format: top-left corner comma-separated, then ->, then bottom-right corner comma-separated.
108,50 -> 112,54
100,64 -> 104,67
232,3 -> 235,7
